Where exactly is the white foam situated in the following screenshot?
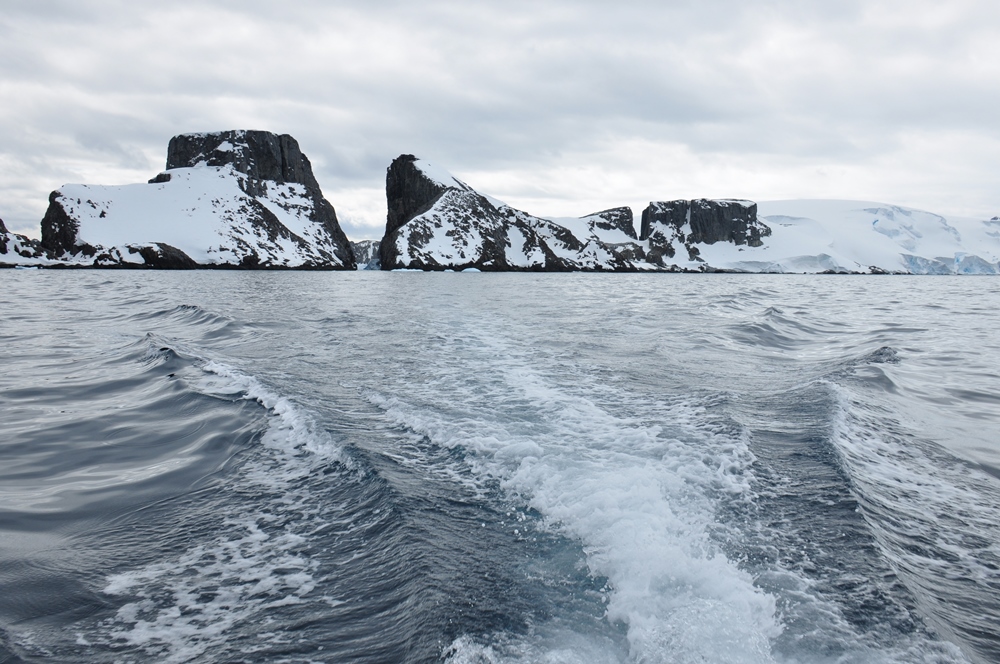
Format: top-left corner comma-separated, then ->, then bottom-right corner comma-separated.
370,326 -> 780,663
93,357 -> 354,660
103,520 -> 317,663
199,361 -> 352,467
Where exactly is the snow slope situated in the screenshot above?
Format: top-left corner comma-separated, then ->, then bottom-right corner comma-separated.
687,200 -> 1000,274
386,157 -> 648,271
35,130 -> 355,269
53,165 -> 349,267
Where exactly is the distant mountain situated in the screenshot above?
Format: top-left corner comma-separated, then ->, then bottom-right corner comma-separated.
36,130 -> 356,269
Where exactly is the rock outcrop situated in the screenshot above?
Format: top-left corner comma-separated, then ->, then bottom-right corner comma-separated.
0,218 -> 46,263
640,199 -> 770,264
380,155 -> 649,271
351,240 -> 381,269
39,130 -> 356,269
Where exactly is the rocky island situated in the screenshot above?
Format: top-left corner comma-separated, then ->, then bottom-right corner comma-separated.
33,130 -> 356,269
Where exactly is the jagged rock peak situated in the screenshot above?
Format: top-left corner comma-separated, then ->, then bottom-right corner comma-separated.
585,207 -> 637,240
385,155 -> 473,237
1,217 -> 46,261
380,154 -> 650,272
165,129 -> 321,193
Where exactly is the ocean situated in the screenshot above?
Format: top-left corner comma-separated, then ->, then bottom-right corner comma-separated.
1,271 -> 998,664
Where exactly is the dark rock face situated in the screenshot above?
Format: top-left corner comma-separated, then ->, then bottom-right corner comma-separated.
41,192 -> 87,256
385,154 -> 450,236
380,155 -> 459,269
165,130 -> 321,194
588,207 -> 637,240
640,199 -> 770,264
641,199 -> 768,246
41,193 -> 74,255
129,243 -> 198,269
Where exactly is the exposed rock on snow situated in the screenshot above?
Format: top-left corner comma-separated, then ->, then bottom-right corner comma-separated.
38,130 -> 356,269
380,155 -> 650,271
640,199 -> 770,264
377,156 -> 1000,274
10,142 -> 1000,274
690,200 -> 1000,274
351,240 -> 381,269
0,218 -> 47,264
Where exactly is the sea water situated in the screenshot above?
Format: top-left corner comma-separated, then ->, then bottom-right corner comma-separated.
1,271 -> 998,663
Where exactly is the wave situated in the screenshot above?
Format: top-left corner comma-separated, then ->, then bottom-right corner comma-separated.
4,335 -> 359,663
127,303 -> 262,345
0,335 -> 257,515
826,380 -> 1000,664
370,322 -> 980,664
93,355 -> 356,663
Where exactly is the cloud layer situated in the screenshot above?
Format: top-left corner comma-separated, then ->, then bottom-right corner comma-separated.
2,0 -> 998,238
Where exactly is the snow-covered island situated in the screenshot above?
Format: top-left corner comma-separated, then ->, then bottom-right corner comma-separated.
379,155 -> 1000,274
11,130 -> 356,269
4,138 -> 1000,274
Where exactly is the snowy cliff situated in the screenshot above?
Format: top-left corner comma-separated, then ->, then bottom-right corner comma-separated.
8,143 -> 1000,273
380,155 -> 651,271
641,199 -> 770,265
38,130 -> 356,269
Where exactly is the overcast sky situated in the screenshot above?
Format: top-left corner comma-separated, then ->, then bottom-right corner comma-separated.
2,0 -> 998,239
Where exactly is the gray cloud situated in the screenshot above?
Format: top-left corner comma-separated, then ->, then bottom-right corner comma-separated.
2,0 -> 998,238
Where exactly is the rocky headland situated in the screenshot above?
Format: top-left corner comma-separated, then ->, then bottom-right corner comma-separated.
35,130 -> 356,269
378,154 -> 761,272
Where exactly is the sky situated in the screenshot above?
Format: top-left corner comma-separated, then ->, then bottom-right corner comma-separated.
1,0 -> 998,240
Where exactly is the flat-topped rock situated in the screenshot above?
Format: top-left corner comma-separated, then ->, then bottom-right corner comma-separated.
640,199 -> 771,263
165,130 -> 323,195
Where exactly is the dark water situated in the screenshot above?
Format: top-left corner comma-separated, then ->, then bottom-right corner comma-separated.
1,272 -> 998,663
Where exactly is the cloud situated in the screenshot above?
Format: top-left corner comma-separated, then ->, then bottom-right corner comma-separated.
2,0 -> 998,238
